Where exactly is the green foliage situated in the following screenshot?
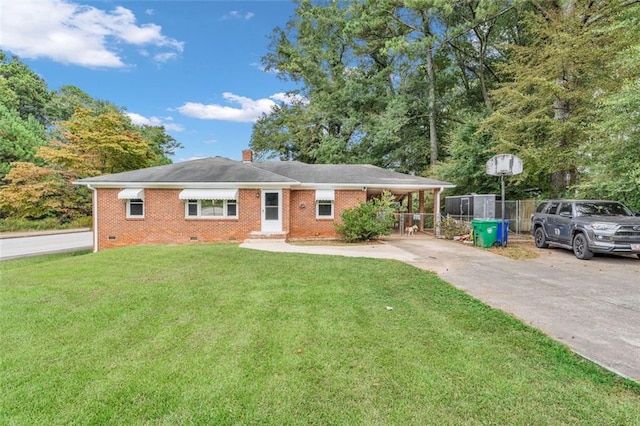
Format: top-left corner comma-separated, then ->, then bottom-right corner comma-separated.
483,1 -> 638,197
0,52 -> 51,124
40,107 -> 157,177
575,9 -> 640,211
253,0 -> 639,206
0,216 -> 91,232
139,125 -> 183,166
439,216 -> 471,240
336,191 -> 396,241
0,51 -> 183,223
0,162 -> 91,221
434,112 -> 501,196
45,85 -> 118,123
0,103 -> 47,180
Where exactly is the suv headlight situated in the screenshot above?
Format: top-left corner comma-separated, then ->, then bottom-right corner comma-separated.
590,223 -> 617,231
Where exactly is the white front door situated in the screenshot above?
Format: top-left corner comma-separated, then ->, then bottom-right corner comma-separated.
261,190 -> 282,233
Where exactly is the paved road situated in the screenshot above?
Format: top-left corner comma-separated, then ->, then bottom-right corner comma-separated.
0,230 -> 93,260
243,235 -> 640,382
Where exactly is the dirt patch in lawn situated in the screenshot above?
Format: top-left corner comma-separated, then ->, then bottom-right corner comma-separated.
487,240 -> 540,260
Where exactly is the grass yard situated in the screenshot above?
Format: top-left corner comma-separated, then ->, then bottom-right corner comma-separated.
1,245 -> 639,424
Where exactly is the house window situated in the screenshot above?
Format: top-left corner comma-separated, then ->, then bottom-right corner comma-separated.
315,189 -> 335,219
127,199 -> 144,218
186,199 -> 237,218
317,200 -> 334,218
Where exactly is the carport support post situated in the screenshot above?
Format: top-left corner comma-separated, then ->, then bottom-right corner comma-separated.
434,188 -> 440,237
407,193 -> 413,229
418,191 -> 425,231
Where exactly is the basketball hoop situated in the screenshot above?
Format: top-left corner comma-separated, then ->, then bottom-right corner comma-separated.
486,154 -> 523,248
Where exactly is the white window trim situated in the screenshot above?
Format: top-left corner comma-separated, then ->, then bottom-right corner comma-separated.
126,198 -> 144,218
316,199 -> 334,219
185,199 -> 238,219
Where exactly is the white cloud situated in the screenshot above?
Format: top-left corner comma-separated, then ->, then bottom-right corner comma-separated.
221,10 -> 255,21
177,92 -> 277,123
126,112 -> 184,132
177,92 -> 308,123
154,52 -> 178,63
0,0 -> 184,68
270,92 -> 309,105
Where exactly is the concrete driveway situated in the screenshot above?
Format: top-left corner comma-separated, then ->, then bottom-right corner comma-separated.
243,235 -> 640,382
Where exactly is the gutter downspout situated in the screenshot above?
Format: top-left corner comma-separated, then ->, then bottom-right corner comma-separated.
87,184 -> 98,253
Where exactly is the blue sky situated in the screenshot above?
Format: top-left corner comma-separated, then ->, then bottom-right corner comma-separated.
0,0 -> 299,162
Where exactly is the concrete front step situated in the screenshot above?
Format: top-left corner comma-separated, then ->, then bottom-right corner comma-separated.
243,238 -> 287,244
246,231 -> 288,241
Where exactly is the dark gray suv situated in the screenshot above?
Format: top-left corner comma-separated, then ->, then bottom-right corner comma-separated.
531,199 -> 640,260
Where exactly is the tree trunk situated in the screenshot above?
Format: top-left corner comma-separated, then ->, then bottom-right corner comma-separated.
426,46 -> 438,166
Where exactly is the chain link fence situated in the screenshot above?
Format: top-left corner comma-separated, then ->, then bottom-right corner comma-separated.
443,199 -> 537,234
393,199 -> 538,236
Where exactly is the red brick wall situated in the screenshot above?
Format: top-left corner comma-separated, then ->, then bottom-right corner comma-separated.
94,188 -> 364,250
289,190 -> 366,239
96,188 -> 262,250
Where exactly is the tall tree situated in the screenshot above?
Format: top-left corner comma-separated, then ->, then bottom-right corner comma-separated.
0,162 -> 90,220
0,52 -> 51,124
576,4 -> 640,210
45,85 -> 118,123
39,107 -> 157,177
139,125 -> 183,166
0,104 -> 47,181
443,0 -> 522,111
484,0 -> 638,196
255,0 -> 391,164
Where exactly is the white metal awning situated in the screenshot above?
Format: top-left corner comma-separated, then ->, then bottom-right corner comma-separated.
118,188 -> 145,200
178,189 -> 238,200
315,189 -> 335,201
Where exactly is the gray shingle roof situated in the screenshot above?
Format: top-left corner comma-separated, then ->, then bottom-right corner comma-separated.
76,156 -> 454,189
77,157 -> 296,184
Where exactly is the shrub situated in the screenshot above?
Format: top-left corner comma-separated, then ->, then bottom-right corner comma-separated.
0,216 -> 92,233
439,216 -> 471,240
336,191 -> 396,242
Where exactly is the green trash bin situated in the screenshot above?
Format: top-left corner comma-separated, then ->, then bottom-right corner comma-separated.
471,219 -> 500,248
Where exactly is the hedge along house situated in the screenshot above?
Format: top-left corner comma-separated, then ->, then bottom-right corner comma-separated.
75,150 -> 455,252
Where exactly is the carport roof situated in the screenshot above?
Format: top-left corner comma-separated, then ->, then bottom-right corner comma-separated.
253,161 -> 453,188
75,156 -> 454,190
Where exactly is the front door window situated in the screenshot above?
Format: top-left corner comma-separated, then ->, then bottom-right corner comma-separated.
261,190 -> 282,232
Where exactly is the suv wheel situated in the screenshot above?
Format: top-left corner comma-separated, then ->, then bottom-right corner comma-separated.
534,227 -> 549,249
573,233 -> 594,260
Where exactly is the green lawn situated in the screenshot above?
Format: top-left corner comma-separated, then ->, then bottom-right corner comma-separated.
1,245 -> 638,424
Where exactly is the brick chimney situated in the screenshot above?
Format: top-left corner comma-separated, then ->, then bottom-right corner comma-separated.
242,149 -> 253,163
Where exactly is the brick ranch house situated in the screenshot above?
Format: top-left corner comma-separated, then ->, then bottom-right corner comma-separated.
75,150 -> 454,252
